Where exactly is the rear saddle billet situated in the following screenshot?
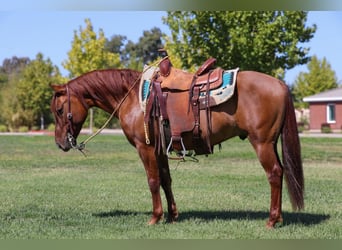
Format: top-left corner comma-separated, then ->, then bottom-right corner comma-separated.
146,54 -> 230,159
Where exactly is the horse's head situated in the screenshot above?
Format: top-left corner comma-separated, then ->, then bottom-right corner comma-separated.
50,84 -> 88,152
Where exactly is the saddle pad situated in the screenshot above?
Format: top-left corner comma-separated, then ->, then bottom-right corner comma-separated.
199,68 -> 239,109
139,65 -> 158,112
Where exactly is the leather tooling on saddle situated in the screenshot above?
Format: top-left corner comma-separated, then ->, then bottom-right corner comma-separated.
139,53 -> 238,159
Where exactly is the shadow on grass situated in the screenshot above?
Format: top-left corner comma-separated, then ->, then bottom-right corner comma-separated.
93,209 -> 330,227
178,210 -> 330,226
94,210 -> 146,218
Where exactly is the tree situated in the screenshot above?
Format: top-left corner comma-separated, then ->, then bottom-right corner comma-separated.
106,27 -> 165,70
105,34 -> 127,55
121,40 -> 143,70
292,55 -> 338,108
0,56 -> 31,127
0,56 -> 30,88
16,53 -> 65,129
62,18 -> 121,78
0,53 -> 64,130
163,11 -> 316,77
63,18 -> 122,129
135,27 -> 164,65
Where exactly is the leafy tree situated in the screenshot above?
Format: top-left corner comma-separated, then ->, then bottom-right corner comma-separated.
163,11 -> 316,77
0,53 -> 64,130
121,40 -> 143,70
135,27 -> 164,65
292,55 -> 338,108
1,56 -> 30,75
105,34 -> 127,54
0,56 -> 31,126
106,27 -> 165,70
0,73 -> 7,87
63,18 -> 122,129
163,38 -> 196,72
62,18 -> 121,78
16,53 -> 65,129
0,56 -> 30,88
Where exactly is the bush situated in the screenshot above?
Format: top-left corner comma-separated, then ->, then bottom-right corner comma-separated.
47,123 -> 55,132
0,124 -> 8,132
18,126 -> 29,133
31,126 -> 40,131
297,122 -> 305,133
321,123 -> 331,133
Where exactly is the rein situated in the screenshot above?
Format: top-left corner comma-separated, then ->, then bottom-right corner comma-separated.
78,74 -> 140,150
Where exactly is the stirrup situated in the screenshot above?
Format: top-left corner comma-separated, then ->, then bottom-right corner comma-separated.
166,137 -> 186,160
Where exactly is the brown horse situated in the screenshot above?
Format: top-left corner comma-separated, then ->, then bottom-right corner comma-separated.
50,68 -> 303,228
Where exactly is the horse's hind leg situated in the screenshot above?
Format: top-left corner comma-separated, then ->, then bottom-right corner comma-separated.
157,154 -> 179,223
250,140 -> 284,228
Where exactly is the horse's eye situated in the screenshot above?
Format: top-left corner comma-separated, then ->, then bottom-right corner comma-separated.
57,108 -> 64,116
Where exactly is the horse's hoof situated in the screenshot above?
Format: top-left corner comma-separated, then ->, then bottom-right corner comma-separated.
266,217 -> 283,229
168,212 -> 179,224
167,216 -> 178,224
148,215 -> 163,225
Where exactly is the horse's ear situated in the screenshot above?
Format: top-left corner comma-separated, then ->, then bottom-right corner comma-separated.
50,84 -> 66,95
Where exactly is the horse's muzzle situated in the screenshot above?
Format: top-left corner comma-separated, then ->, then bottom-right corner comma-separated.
56,140 -> 72,152
55,133 -> 75,152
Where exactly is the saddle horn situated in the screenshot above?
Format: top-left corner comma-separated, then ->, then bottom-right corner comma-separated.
158,49 -> 172,77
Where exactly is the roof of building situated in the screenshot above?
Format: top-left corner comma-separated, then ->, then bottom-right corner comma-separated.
303,87 -> 342,102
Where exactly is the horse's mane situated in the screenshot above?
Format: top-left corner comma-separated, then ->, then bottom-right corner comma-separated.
67,68 -> 141,107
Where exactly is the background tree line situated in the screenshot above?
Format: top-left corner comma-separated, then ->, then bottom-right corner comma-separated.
0,19 -> 164,131
0,11 -> 339,132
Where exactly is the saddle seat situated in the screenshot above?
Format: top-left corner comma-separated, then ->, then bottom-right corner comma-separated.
161,67 -> 224,92
160,57 -> 224,92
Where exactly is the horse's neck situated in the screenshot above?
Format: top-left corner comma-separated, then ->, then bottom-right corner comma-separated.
78,72 -> 139,115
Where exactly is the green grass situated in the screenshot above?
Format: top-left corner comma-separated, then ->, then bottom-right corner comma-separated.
0,134 -> 341,239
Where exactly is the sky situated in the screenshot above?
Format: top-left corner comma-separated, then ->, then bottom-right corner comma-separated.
0,11 -> 341,85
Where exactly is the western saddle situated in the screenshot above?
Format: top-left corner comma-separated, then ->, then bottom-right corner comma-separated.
146,52 -> 225,159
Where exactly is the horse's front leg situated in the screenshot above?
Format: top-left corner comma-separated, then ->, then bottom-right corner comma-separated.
157,154 -> 179,223
137,145 -> 164,224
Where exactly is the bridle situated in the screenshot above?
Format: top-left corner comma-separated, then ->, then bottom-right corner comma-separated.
65,85 -> 81,151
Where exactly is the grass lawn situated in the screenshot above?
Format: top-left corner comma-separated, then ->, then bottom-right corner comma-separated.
0,134 -> 341,239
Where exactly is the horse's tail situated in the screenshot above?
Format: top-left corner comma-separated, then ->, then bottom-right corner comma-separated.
281,88 -> 304,211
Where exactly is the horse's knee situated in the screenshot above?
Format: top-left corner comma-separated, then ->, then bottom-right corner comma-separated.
148,178 -> 160,193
